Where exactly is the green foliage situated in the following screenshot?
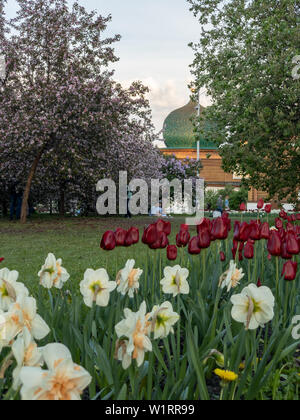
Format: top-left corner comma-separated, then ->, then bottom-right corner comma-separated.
205,186 -> 248,210
189,0 -> 300,204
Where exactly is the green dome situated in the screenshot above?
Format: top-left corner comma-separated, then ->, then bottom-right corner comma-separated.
163,101 -> 217,149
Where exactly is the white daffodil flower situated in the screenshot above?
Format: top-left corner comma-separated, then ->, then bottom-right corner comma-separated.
19,343 -> 92,400
12,327 -> 43,390
116,259 -> 143,298
80,268 -> 116,308
115,301 -> 152,369
219,261 -> 245,292
160,265 -> 190,297
0,268 -> 29,311
38,253 -> 70,290
114,339 -> 133,370
231,284 -> 275,330
4,295 -> 50,341
149,301 -> 180,339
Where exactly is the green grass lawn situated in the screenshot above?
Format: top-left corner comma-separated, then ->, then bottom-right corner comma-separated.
0,215 -> 188,295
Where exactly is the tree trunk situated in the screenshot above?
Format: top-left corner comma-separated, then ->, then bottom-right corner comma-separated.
20,148 -> 44,224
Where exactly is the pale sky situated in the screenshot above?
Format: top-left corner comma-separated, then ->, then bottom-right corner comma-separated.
6,0 -> 209,133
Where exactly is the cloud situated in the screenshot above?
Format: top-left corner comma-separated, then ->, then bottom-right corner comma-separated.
118,77 -> 212,133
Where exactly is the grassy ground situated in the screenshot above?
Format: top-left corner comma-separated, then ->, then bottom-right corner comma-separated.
0,215 -> 187,295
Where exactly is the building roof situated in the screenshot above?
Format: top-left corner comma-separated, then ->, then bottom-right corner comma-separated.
163,100 -> 217,150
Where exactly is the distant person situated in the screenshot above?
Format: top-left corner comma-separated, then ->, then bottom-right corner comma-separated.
225,196 -> 230,211
216,196 -> 223,215
150,203 -> 167,217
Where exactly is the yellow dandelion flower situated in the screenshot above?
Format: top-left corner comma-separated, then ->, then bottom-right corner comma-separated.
214,369 -> 238,383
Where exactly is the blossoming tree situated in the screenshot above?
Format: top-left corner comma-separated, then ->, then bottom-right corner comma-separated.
0,0 -> 162,221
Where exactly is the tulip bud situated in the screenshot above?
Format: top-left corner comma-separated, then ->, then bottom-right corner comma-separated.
159,232 -> 169,249
0,258 -> 4,263
176,229 -> 190,248
257,199 -> 264,210
281,241 -> 293,260
279,210 -> 287,220
156,219 -> 165,233
275,218 -> 283,230
188,236 -> 201,255
197,218 -> 211,234
267,231 -> 282,256
220,251 -> 226,262
264,204 -> 272,214
260,222 -> 270,240
239,202 -> 247,212
142,224 -> 157,245
257,278 -> 262,288
239,222 -> 251,242
286,232 -> 299,255
127,227 -> 139,244
244,241 -> 254,259
100,231 -> 116,251
198,229 -> 211,249
249,221 -> 260,241
163,220 -> 171,236
211,217 -> 228,240
282,261 -> 298,281
115,228 -> 127,246
167,245 -> 177,261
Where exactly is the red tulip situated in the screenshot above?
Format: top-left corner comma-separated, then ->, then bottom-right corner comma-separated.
180,224 -> 189,231
239,222 -> 251,242
211,217 -> 228,240
124,231 -> 134,247
142,224 -> 158,245
244,241 -> 254,259
296,214 -> 300,221
267,231 -> 282,256
257,199 -> 264,210
127,227 -> 139,244
176,229 -> 190,248
159,232 -> 169,249
220,251 -> 226,262
239,202 -> 247,212
286,232 -> 299,255
198,229 -> 211,249
156,219 -> 165,233
233,221 -> 241,241
249,221 -> 260,241
115,228 -> 127,246
163,221 -> 171,236
281,241 -> 293,260
197,218 -> 211,234
279,210 -> 287,220
100,231 -> 116,251
260,222 -> 270,240
0,258 -> 4,263
167,245 -> 177,261
264,204 -> 272,214
257,278 -> 262,287
267,253 -> 272,261
275,218 -> 283,230
188,236 -> 201,255
282,261 -> 298,281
